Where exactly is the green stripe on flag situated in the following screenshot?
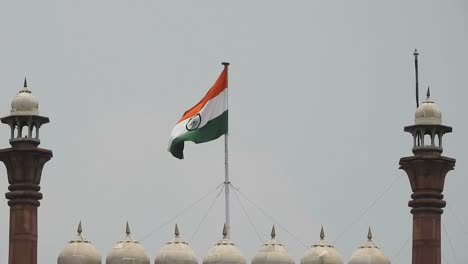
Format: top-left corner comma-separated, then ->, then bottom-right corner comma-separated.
170,111 -> 228,159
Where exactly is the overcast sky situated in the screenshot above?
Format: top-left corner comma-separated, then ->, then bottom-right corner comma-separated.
0,1 -> 467,263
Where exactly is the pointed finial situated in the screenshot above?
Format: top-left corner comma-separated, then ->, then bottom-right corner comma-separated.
222,223 -> 228,238
126,221 -> 131,235
271,225 -> 276,239
367,226 -> 373,240
320,226 -> 325,240
77,221 -> 83,234
426,86 -> 431,100
414,49 -> 419,57
24,77 -> 28,88
175,224 -> 180,237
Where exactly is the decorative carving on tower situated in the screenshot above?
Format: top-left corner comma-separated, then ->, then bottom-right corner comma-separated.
399,88 -> 455,264
0,79 -> 53,264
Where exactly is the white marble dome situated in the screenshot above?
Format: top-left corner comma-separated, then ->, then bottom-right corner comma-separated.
11,79 -> 39,116
415,88 -> 442,125
301,227 -> 343,264
348,228 -> 390,264
106,223 -> 150,264
58,222 -> 102,264
203,225 -> 246,264
155,224 -> 198,264
252,226 -> 294,264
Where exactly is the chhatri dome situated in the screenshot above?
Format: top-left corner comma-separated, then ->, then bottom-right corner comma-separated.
414,87 -> 442,125
251,226 -> 294,264
106,222 -> 150,264
57,221 -> 102,264
11,78 -> 39,116
300,227 -> 343,264
155,224 -> 198,264
348,228 -> 390,264
203,224 -> 246,264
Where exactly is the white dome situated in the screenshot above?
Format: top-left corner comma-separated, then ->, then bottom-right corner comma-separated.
58,222 -> 102,264
155,224 -> 198,264
300,227 -> 343,264
252,226 -> 294,264
106,223 -> 150,264
11,80 -> 39,116
203,225 -> 246,264
348,228 -> 390,264
414,88 -> 442,125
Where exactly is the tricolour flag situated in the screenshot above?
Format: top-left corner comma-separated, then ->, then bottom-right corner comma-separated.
168,67 -> 228,159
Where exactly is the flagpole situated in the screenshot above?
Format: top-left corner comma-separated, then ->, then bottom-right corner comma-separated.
414,49 -> 419,108
222,61 -> 230,238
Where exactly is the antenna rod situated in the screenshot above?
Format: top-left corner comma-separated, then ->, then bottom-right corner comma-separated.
221,62 -> 231,238
414,49 -> 420,108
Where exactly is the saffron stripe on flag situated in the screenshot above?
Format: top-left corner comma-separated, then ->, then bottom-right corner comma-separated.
178,68 -> 227,123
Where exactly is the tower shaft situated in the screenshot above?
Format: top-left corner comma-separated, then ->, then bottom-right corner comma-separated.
8,204 -> 39,264
400,151 -> 455,264
0,143 -> 52,264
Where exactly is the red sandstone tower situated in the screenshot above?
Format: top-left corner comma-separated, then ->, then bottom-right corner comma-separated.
0,79 -> 53,264
399,88 -> 455,264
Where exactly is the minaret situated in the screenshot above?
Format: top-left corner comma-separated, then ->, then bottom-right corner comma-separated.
399,88 -> 455,264
0,79 -> 53,264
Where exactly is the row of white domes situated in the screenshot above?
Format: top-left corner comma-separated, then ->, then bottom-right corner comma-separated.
58,223 -> 390,264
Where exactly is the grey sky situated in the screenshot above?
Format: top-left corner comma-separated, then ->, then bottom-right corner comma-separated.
0,0 -> 467,263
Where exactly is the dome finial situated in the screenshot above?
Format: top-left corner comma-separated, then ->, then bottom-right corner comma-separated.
125,221 -> 131,235
426,86 -> 431,100
271,225 -> 276,239
107,222 -> 150,263
175,223 -> 180,237
77,221 -> 82,235
320,225 -> 325,239
20,77 -> 31,92
367,226 -> 373,241
222,223 -> 228,238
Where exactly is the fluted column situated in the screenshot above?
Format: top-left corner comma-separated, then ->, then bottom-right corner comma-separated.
0,141 -> 52,264
400,149 -> 455,264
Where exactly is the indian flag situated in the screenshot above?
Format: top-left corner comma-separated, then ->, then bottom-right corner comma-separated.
168,66 -> 229,159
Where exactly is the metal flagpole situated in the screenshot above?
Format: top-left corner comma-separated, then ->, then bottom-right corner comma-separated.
414,49 -> 419,108
222,62 -> 230,238
413,50 -> 421,146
